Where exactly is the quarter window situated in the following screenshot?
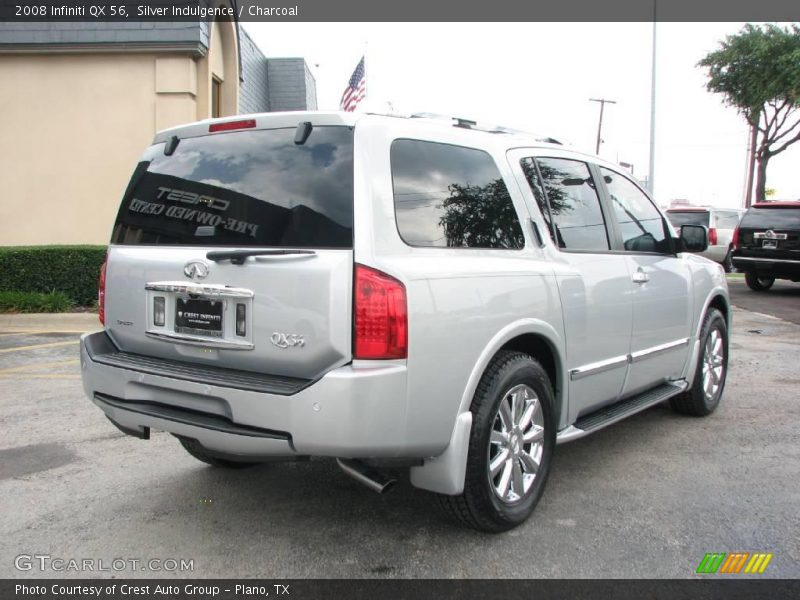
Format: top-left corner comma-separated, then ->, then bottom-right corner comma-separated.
534,158 -> 609,251
391,139 -> 524,249
600,167 -> 669,253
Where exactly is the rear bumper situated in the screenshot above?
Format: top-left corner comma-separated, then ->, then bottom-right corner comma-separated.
80,331 -> 423,459
732,256 -> 800,279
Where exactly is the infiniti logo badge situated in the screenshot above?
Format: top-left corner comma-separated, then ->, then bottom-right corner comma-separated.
184,260 -> 210,280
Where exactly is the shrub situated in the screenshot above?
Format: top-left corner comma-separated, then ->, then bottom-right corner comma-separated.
0,245 -> 106,306
0,290 -> 73,313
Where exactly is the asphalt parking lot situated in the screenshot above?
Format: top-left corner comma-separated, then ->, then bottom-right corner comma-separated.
727,277 -> 800,325
1,302 -> 798,579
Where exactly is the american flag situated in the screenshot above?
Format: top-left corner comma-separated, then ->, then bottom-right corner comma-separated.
339,57 -> 366,112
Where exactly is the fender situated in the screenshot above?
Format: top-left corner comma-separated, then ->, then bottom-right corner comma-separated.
410,318 -> 565,495
682,285 -> 730,385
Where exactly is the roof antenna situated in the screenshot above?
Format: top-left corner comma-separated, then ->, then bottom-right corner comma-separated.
294,122 -> 313,145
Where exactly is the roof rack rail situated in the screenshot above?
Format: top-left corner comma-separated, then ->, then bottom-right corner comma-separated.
408,112 -> 562,144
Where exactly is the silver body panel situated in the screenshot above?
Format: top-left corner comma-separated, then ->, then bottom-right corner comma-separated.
82,111 -> 730,495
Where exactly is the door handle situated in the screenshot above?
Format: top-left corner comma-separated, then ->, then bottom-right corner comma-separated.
631,268 -> 649,284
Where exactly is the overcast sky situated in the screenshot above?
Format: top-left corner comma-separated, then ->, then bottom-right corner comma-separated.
243,22 -> 800,208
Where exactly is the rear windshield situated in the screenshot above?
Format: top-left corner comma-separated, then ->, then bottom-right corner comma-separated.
112,126 -> 354,248
666,211 -> 709,227
740,206 -> 800,229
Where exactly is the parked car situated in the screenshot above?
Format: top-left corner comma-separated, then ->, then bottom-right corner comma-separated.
80,112 -> 730,532
666,206 -> 743,271
732,201 -> 800,291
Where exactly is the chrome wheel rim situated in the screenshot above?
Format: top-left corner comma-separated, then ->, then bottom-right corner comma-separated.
487,384 -> 545,503
702,328 -> 725,402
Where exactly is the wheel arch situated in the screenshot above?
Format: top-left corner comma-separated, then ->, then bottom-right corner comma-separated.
683,288 -> 730,385
456,319 -> 566,423
410,320 -> 566,496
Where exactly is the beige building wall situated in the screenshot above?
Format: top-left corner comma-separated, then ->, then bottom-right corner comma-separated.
0,25 -> 237,246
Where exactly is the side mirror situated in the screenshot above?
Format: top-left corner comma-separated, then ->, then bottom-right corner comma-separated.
680,224 -> 708,253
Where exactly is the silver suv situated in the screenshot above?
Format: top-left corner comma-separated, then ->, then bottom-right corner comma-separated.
81,112 -> 730,532
666,206 -> 743,271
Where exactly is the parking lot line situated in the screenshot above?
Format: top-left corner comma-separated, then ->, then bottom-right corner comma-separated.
0,359 -> 80,373
0,340 -> 79,354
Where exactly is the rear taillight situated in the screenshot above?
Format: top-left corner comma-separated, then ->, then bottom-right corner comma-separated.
708,227 -> 718,246
98,258 -> 108,326
732,227 -> 740,250
354,264 -> 407,359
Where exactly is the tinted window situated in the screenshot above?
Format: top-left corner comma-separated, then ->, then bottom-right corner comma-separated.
391,140 -> 524,249
112,126 -> 354,248
666,211 -> 710,227
601,167 -> 669,253
520,158 -> 556,243
535,158 -> 609,251
740,206 -> 800,229
715,211 -> 742,229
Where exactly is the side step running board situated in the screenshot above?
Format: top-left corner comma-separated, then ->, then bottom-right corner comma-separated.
556,381 -> 688,444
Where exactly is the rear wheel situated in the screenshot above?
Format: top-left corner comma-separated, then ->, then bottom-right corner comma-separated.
177,436 -> 260,469
722,249 -> 734,273
745,272 -> 774,291
670,308 -> 728,416
438,351 -> 555,532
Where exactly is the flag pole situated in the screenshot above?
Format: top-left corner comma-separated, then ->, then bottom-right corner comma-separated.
363,40 -> 368,108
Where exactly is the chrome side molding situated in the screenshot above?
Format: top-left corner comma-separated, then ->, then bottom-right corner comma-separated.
145,281 -> 255,299
569,338 -> 690,380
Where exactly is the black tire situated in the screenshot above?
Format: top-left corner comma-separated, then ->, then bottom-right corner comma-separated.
670,308 -> 728,416
722,249 -> 734,273
438,351 -> 556,533
177,436 -> 260,469
744,272 -> 774,291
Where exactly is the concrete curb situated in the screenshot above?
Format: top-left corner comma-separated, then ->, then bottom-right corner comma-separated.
0,312 -> 101,333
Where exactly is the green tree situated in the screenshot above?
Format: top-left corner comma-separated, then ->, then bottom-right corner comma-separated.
698,24 -> 800,205
438,179 -> 524,249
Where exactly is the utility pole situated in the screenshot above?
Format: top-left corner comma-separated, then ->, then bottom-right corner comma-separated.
589,98 -> 616,155
648,6 -> 657,195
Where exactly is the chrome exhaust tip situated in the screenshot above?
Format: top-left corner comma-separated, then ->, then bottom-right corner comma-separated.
336,458 -> 397,494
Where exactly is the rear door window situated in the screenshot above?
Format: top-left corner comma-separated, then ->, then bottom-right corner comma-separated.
112,126 -> 354,248
533,158 -> 610,251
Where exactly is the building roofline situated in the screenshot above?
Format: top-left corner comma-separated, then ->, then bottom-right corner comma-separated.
0,42 -> 207,56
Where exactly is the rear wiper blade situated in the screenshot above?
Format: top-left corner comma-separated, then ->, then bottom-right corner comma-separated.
206,249 -> 316,265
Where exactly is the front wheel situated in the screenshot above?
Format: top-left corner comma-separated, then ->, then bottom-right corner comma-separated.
438,351 -> 556,532
745,272 -> 774,291
670,308 -> 728,416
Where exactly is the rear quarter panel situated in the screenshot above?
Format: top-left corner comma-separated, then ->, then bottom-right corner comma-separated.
352,118 -> 566,456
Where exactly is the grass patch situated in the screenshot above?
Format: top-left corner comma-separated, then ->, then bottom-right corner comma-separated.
0,290 -> 73,313
726,272 -> 745,279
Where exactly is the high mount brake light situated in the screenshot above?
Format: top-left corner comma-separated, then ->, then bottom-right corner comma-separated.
354,265 -> 408,360
208,119 -> 257,133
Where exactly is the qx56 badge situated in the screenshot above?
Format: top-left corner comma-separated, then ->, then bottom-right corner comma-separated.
271,332 -> 305,349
